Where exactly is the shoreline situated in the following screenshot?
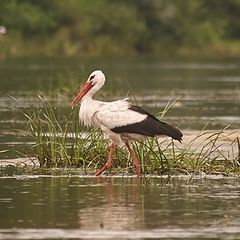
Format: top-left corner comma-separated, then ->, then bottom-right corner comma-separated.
0,129 -> 239,170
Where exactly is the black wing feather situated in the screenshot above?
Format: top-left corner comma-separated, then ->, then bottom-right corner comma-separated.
111,105 -> 183,142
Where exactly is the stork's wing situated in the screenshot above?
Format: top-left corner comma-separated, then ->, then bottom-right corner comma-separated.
95,100 -> 147,130
95,101 -> 183,142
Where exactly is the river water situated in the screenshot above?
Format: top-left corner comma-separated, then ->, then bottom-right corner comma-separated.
0,56 -> 240,239
0,56 -> 240,159
0,173 -> 240,240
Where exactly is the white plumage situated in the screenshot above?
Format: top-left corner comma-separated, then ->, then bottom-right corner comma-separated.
72,70 -> 183,176
82,98 -> 148,146
96,100 -> 147,129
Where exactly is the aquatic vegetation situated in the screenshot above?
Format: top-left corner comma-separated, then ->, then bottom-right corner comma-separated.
23,96 -> 240,176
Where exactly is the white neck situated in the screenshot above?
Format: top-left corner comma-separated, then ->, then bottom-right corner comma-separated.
79,96 -> 101,128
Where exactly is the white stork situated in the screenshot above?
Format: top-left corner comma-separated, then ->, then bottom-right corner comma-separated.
71,70 -> 183,176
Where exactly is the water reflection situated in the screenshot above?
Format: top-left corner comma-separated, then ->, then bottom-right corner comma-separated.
0,175 -> 240,239
78,178 -> 143,231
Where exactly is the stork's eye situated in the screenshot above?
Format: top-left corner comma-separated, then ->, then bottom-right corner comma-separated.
90,75 -> 95,81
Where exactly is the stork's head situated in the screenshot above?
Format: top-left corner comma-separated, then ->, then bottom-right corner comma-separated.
71,70 -> 105,106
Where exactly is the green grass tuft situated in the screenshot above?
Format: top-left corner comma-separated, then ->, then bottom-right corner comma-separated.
23,95 -> 240,176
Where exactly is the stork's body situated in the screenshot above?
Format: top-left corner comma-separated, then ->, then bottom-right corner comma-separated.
72,70 -> 183,176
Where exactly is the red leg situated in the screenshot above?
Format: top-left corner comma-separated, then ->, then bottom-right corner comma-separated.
126,142 -> 141,177
95,143 -> 116,176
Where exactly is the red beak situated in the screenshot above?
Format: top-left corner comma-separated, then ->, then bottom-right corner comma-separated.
71,81 -> 93,107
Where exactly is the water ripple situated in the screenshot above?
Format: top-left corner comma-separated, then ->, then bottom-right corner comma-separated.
0,227 -> 240,239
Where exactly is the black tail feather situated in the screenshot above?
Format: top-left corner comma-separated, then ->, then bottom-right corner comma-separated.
111,115 -> 183,142
156,120 -> 183,142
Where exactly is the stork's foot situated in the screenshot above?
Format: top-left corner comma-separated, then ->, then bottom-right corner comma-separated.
95,143 -> 116,176
125,142 -> 141,177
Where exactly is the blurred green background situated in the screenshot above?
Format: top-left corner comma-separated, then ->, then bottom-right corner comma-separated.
1,0 -> 240,57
